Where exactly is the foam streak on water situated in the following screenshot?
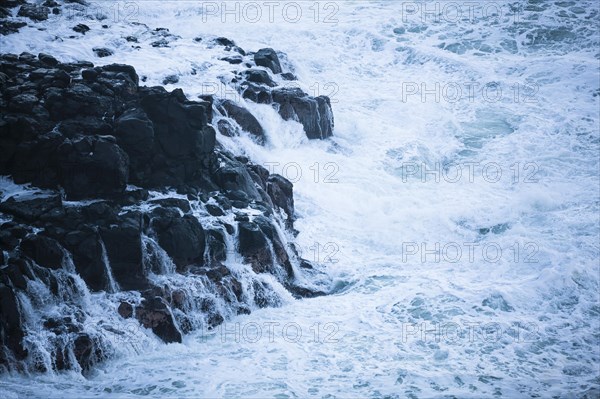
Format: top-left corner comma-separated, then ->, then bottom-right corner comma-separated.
0,0 -> 599,397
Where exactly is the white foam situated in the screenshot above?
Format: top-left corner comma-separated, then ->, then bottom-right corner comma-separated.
1,0 -> 598,397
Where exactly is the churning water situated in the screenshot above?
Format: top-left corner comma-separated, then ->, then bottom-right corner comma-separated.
1,0 -> 599,397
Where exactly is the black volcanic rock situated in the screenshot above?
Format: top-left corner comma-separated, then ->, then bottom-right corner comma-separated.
221,55 -> 243,64
135,296 -> 182,343
272,87 -> 334,139
58,135 -> 129,200
238,221 -> 273,274
267,174 -> 295,223
114,107 -> 154,182
38,53 -> 59,66
213,37 -> 235,47
218,100 -> 265,144
92,47 -> 113,57
0,195 -> 62,222
162,74 -> 179,85
212,154 -> 261,201
62,228 -> 110,292
242,69 -> 276,87
0,284 -> 28,362
205,228 -> 227,264
151,210 -> 205,270
19,234 -> 66,270
72,23 -> 90,34
0,51 -> 330,373
17,3 -> 50,21
0,20 -> 27,35
100,212 -> 147,290
241,82 -> 273,104
254,48 -> 282,74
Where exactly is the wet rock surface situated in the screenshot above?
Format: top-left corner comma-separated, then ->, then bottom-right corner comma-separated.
0,50 -> 330,373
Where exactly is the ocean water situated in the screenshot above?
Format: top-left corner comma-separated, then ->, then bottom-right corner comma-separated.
1,0 -> 599,397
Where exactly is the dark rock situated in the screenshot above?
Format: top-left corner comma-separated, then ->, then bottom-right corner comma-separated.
19,234 -> 66,270
221,55 -> 243,64
148,197 -> 190,213
151,39 -> 169,48
101,63 -> 139,85
100,212 -> 147,290
253,280 -> 281,308
8,93 -> 38,113
72,23 -> 90,34
58,136 -> 129,200
241,82 -> 272,104
205,229 -> 226,264
114,107 -> 154,183
57,117 -> 112,138
213,37 -> 235,47
218,100 -> 265,144
254,215 -> 293,277
247,163 -> 269,189
162,74 -> 179,85
44,83 -> 113,121
0,21 -> 27,36
0,229 -> 19,251
281,72 -> 297,81
227,190 -> 249,203
81,68 -> 97,81
238,221 -> 272,273
117,301 -> 133,318
0,194 -> 62,223
17,4 -> 50,21
0,284 -> 28,362
232,46 -> 246,56
266,174 -> 294,221
62,229 -> 110,292
212,156 -> 261,201
125,35 -> 137,42
205,203 -> 224,216
272,87 -> 334,139
151,212 -> 205,269
242,69 -> 276,87
217,119 -> 238,137
254,48 -> 282,74
135,296 -> 182,343
285,283 -> 327,299
0,51 -> 326,372
38,53 -> 59,66
72,333 -> 103,372
139,87 -> 214,159
93,47 -> 113,58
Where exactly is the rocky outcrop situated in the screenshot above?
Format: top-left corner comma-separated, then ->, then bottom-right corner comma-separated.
272,88 -> 334,140
254,48 -> 282,74
207,41 -> 335,141
0,51 -> 328,374
135,296 -> 182,343
217,99 -> 265,144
